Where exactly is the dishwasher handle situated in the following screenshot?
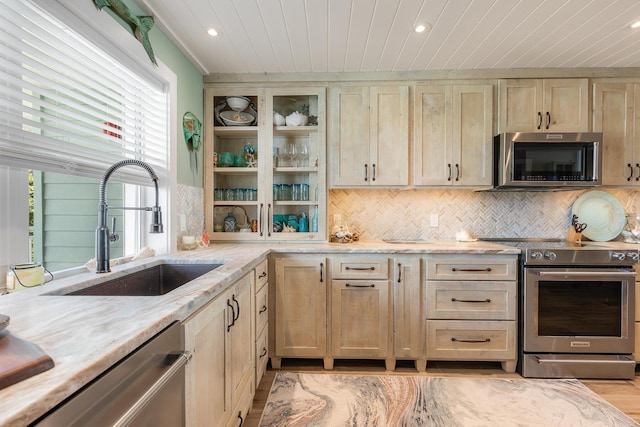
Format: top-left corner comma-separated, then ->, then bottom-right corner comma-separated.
113,351 -> 192,427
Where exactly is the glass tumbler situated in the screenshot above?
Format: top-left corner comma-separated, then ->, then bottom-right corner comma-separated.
225,188 -> 235,201
292,183 -> 301,201
301,184 -> 309,201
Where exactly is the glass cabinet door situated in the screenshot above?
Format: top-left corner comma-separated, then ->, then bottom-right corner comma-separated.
266,88 -> 326,241
205,89 -> 264,241
204,87 -> 326,242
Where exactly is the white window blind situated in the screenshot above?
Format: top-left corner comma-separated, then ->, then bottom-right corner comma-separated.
0,0 -> 168,185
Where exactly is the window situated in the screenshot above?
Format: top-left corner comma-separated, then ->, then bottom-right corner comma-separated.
0,0 -> 171,286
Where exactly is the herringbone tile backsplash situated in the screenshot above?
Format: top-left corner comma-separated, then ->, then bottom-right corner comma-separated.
329,188 -> 640,241
179,185 -> 640,242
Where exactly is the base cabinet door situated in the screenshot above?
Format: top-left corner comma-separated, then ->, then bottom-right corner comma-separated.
274,256 -> 327,358
331,279 -> 389,358
183,272 -> 255,427
392,257 -> 422,359
184,291 -> 232,427
228,272 -> 255,425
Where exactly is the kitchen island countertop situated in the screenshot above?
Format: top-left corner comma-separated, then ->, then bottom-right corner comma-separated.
0,240 -> 520,425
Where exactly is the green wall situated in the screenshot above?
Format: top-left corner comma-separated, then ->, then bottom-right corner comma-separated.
122,0 -> 205,188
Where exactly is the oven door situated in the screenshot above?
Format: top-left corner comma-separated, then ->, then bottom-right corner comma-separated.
523,267 -> 635,354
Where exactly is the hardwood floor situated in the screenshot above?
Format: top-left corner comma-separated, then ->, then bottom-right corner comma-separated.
245,359 -> 640,426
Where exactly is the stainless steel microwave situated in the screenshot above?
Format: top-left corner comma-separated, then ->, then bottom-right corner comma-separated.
492,132 -> 602,190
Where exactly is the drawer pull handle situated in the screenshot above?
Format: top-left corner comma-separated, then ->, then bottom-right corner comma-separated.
258,271 -> 267,279
259,305 -> 267,314
451,337 -> 491,343
259,347 -> 267,358
451,267 -> 492,272
345,283 -> 375,288
345,266 -> 375,271
451,298 -> 491,303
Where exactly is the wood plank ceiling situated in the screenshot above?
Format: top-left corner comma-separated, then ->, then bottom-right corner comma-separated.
137,0 -> 640,75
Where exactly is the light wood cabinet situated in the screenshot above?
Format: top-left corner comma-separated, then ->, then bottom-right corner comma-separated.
413,84 -> 493,186
498,78 -> 589,133
593,82 -> 640,186
392,257 -> 425,372
183,271 -> 255,427
635,282 -> 639,362
254,259 -> 269,386
204,87 -> 326,242
425,254 -> 518,372
272,256 -> 328,368
329,256 -> 391,368
329,85 -> 409,187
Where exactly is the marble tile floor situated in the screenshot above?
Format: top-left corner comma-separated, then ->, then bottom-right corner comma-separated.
245,360 -> 640,426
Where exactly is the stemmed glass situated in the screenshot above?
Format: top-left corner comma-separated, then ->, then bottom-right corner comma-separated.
298,144 -> 309,167
286,141 -> 297,168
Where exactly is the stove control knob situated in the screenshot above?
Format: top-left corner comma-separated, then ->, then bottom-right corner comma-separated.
611,252 -> 626,261
625,252 -> 639,262
530,251 -> 543,260
543,251 -> 557,260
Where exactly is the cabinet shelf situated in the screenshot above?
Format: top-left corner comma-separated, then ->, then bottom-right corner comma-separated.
214,126 -> 258,138
214,167 -> 259,174
273,167 -> 318,173
274,126 -> 317,136
274,201 -> 317,206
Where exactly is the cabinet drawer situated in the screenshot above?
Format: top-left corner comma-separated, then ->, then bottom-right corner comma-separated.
255,281 -> 268,334
331,257 -> 388,279
255,327 -> 268,385
426,255 -> 517,281
426,320 -> 516,360
255,259 -> 268,290
426,281 -> 516,320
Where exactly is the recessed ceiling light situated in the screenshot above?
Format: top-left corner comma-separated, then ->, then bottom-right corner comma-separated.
631,21 -> 640,29
414,23 -> 431,33
207,27 -> 221,37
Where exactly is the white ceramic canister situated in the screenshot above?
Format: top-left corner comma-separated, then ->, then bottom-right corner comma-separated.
6,263 -> 51,293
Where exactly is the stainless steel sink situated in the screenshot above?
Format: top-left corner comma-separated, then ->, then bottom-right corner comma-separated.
383,239 -> 431,244
57,263 -> 222,296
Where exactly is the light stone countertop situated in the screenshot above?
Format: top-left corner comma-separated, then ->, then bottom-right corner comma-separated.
0,240 -> 520,425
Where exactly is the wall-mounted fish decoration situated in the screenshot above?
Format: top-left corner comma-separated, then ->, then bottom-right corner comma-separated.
93,0 -> 157,66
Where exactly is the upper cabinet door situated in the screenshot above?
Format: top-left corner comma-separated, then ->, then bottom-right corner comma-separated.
413,85 -> 453,186
370,86 -> 409,186
453,85 -> 493,186
498,79 -> 543,132
498,78 -> 588,133
543,78 -> 589,132
329,86 -> 370,186
329,85 -> 409,187
593,82 -> 635,186
413,84 -> 493,187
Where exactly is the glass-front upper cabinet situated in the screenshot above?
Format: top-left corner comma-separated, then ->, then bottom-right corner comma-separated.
204,87 -> 326,242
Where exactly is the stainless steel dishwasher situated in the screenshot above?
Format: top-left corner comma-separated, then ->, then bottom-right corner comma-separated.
34,322 -> 190,426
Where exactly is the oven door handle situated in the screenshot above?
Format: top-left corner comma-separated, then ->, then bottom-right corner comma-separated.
112,351 -> 192,427
536,271 -> 636,277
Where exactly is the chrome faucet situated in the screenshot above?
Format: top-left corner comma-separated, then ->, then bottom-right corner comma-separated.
96,160 -> 163,273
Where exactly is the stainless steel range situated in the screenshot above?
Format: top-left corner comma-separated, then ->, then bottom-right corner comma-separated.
486,239 -> 638,379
